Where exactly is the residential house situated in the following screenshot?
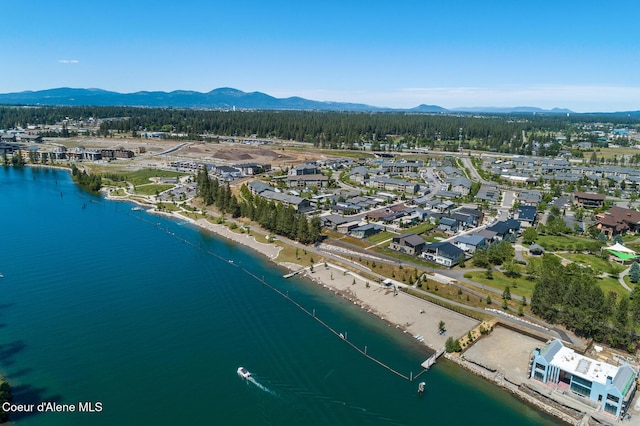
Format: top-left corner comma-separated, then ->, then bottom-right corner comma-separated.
389,233 -> 426,256
421,242 -> 465,267
448,177 -> 472,196
368,177 -> 419,194
486,219 -> 521,241
286,174 -> 329,188
349,166 -> 369,184
248,180 -> 275,195
437,217 -> 459,233
455,207 -> 484,226
515,206 -> 537,228
214,165 -> 242,179
453,234 -> 486,253
574,192 -> 606,208
518,190 -> 542,206
321,214 -> 351,229
476,184 -> 501,204
288,163 -> 321,176
259,190 -> 312,212
350,223 -> 384,238
596,206 -> 640,237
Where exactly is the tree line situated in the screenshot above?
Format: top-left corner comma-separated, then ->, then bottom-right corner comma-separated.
530,254 -> 640,352
2,105 -> 639,154
70,164 -> 102,193
196,170 -> 321,244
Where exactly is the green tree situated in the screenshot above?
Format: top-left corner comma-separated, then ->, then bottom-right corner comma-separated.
522,227 -> 538,245
630,262 -> 640,284
502,285 -> 512,300
445,337 -> 461,353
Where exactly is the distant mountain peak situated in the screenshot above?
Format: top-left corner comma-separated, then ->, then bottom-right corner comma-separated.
0,87 -> 603,114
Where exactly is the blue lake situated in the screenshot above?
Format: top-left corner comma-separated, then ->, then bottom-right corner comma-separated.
0,166 -> 562,425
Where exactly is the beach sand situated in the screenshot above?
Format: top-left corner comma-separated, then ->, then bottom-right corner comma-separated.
283,261 -> 479,353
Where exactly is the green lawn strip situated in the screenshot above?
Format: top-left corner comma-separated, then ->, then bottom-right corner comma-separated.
596,275 -> 628,297
365,231 -> 395,245
134,184 -> 174,195
371,246 -> 446,269
122,169 -> 187,186
464,271 -> 536,299
536,235 -> 601,251
402,222 -> 436,235
560,253 -> 625,275
422,232 -> 447,242
156,202 -> 181,212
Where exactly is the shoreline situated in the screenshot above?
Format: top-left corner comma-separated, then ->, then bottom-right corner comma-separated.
69,169 -> 594,425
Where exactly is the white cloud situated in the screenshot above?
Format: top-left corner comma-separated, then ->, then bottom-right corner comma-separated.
58,59 -> 79,64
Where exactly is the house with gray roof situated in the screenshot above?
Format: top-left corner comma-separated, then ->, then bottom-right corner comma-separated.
389,233 -> 426,256
260,190 -> 312,212
421,241 -> 465,267
453,234 -> 486,253
447,177 -> 472,196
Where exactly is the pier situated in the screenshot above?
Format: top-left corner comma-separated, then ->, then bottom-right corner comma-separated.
421,348 -> 445,370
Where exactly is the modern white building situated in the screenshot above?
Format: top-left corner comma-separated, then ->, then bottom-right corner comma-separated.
530,340 -> 637,418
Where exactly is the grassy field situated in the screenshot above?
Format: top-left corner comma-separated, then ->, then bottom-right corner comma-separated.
134,183 -> 174,195
402,222 -> 436,235
596,275 -> 629,297
117,169 -> 186,186
535,234 -> 602,250
464,271 -> 536,300
560,253 -> 626,275
365,231 -> 395,245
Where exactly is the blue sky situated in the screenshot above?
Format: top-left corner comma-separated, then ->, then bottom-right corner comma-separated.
2,0 -> 639,111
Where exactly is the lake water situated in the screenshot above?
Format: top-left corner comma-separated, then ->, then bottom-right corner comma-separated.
0,166 -> 562,425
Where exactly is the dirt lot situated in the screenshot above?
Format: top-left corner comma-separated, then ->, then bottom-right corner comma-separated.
46,137 -> 335,170
462,325 -> 545,384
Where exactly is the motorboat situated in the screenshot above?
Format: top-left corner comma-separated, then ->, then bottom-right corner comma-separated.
237,367 -> 251,379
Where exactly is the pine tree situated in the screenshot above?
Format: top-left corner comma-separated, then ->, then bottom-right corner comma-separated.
630,262 -> 640,284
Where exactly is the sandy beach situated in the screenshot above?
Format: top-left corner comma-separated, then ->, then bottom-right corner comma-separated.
290,261 -> 480,353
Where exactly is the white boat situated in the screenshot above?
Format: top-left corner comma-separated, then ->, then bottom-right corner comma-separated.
237,367 -> 251,379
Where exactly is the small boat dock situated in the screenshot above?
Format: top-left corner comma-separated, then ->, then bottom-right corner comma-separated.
283,268 -> 305,279
421,348 -> 445,370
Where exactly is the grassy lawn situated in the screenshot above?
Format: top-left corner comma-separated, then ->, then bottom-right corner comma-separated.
597,275 -> 629,297
119,169 -> 187,186
561,253 -> 626,275
134,183 -> 174,195
366,231 -> 395,245
402,222 -> 436,235
422,231 -> 447,242
464,270 -> 536,300
156,202 -> 181,212
536,235 -> 602,251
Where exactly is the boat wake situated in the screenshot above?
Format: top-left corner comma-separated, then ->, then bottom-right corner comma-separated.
246,376 -> 278,397
238,368 -> 277,397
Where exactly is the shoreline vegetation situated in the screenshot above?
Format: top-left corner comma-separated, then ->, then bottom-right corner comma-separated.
5,163 -> 594,425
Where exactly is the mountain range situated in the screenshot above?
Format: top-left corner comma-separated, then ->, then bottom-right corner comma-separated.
0,86 -> 617,115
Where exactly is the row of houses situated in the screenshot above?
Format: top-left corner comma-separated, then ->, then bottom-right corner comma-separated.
485,156 -> 640,186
